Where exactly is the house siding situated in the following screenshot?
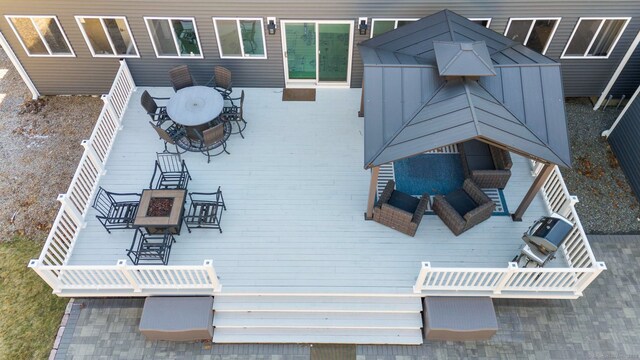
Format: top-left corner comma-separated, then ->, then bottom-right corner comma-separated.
610,47 -> 640,98
1,0 -> 640,95
609,89 -> 640,202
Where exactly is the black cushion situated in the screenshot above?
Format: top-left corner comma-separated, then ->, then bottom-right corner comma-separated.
388,190 -> 420,213
445,189 -> 478,217
463,140 -> 491,155
466,155 -> 496,171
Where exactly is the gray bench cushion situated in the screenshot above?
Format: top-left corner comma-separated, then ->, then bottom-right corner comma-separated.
423,296 -> 498,341
139,296 -> 214,341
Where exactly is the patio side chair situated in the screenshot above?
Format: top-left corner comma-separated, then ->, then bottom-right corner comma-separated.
184,187 -> 226,233
92,186 -> 141,233
432,179 -> 495,236
150,153 -> 192,189
194,123 -> 230,163
213,66 -> 233,97
149,121 -> 188,153
221,90 -> 247,139
127,228 -> 176,265
140,90 -> 170,126
169,65 -> 195,91
373,180 -> 430,237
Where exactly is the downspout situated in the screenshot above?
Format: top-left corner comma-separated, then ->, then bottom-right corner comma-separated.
0,29 -> 40,99
593,29 -> 640,110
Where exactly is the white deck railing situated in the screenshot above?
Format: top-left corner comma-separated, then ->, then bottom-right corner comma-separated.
415,163 -> 606,298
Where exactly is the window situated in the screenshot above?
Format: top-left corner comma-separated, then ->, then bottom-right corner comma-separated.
562,18 -> 630,58
213,18 -> 266,58
144,17 -> 202,58
469,18 -> 492,28
5,16 -> 74,56
504,18 -> 560,54
370,19 -> 418,38
76,16 -> 138,57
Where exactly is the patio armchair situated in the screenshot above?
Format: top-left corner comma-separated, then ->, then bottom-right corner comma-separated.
92,187 -> 141,233
432,179 -> 495,236
213,66 -> 233,97
184,187 -> 226,233
221,90 -> 246,138
373,180 -> 430,237
150,153 -> 192,189
140,90 -> 170,126
127,228 -> 175,265
169,65 -> 195,91
459,140 -> 512,189
194,123 -> 230,163
149,121 -> 188,153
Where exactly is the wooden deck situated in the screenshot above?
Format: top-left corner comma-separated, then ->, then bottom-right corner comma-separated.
68,87 -> 556,294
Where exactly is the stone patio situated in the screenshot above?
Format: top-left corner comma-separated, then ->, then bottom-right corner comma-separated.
54,235 -> 640,360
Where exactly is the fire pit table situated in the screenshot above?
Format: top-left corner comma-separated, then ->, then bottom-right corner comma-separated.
134,189 -> 187,235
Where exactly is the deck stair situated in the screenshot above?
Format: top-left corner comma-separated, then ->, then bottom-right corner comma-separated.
211,295 -> 424,344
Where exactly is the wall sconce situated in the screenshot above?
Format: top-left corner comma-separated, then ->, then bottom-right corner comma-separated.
267,17 -> 277,35
358,17 -> 368,35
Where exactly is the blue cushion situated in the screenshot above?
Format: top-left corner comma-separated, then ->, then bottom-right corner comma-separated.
445,189 -> 478,216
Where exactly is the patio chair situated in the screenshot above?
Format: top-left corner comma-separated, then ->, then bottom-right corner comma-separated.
149,121 -> 188,153
373,180 -> 430,237
127,228 -> 175,265
459,140 -> 512,189
140,90 -> 170,126
184,187 -> 226,233
194,123 -> 230,163
221,90 -> 247,139
213,66 -> 232,97
432,179 -> 495,236
150,153 -> 192,189
169,65 -> 195,91
92,187 -> 141,233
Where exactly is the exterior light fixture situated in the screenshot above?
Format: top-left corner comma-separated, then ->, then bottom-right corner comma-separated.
358,17 -> 368,35
267,17 -> 277,35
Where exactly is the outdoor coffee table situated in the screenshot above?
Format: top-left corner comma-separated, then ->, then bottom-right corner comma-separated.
134,189 -> 187,235
166,86 -> 224,127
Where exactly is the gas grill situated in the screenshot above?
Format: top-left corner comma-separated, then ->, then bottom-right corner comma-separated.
514,214 -> 573,268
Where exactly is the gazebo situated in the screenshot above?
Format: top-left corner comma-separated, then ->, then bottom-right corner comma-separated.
358,10 -> 571,222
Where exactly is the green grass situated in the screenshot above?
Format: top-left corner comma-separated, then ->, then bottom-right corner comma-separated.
0,238 -> 67,360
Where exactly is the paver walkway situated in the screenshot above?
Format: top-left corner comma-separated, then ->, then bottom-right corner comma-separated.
55,235 -> 640,359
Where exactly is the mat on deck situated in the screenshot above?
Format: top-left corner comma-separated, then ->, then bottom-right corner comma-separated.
282,88 -> 316,101
310,344 -> 356,360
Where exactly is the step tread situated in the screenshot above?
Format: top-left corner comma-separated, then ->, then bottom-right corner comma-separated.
213,296 -> 422,312
213,311 -> 422,329
212,328 -> 423,345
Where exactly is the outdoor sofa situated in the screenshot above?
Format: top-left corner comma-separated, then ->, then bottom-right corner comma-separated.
373,180 -> 430,237
432,178 -> 495,236
459,140 -> 512,189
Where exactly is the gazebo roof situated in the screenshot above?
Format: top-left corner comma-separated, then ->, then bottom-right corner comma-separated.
359,9 -> 571,169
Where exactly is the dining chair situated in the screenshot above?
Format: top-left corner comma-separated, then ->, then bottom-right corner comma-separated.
140,90 -> 170,126
149,121 -> 188,153
150,152 -> 192,189
213,66 -> 233,97
221,90 -> 246,139
169,65 -> 195,91
127,228 -> 175,265
92,187 -> 141,233
195,123 -> 230,163
184,187 -> 226,233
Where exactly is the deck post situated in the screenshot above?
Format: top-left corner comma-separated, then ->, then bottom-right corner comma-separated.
493,262 -> 518,294
512,163 -> 554,221
81,140 -> 106,175
413,262 -> 431,293
117,260 -> 142,292
358,78 -> 365,117
365,166 -> 380,220
204,260 -> 222,292
28,260 -> 62,293
574,262 -> 607,296
57,194 -> 85,227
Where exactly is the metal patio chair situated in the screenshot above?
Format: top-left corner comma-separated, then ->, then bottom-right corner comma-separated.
127,228 -> 176,265
169,65 -> 195,91
92,186 -> 141,233
140,90 -> 170,126
150,152 -> 192,189
184,187 -> 226,233
221,90 -> 247,139
212,66 -> 233,97
149,121 -> 188,153
194,123 -> 230,163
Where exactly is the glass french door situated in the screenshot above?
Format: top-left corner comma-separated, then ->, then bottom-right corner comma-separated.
282,21 -> 353,87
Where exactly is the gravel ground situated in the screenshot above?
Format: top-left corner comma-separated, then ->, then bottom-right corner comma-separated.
561,98 -> 640,234
0,50 -> 102,241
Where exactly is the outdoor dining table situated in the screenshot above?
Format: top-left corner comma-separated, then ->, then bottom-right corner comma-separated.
166,86 -> 224,127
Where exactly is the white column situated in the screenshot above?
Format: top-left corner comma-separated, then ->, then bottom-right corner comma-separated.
117,260 -> 142,293
494,262 -> 518,294
29,259 -> 62,293
204,260 -> 222,292
57,194 -> 85,228
413,262 -> 431,293
574,262 -> 607,296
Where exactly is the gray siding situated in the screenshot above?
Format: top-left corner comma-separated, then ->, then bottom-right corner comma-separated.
609,91 -> 640,201
610,46 -> 640,98
1,0 -> 640,95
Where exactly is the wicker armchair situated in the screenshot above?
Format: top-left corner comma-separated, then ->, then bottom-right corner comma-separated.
433,179 -> 495,236
459,140 -> 512,189
373,180 -> 430,237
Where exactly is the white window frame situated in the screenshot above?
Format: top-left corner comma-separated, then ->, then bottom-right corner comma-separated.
75,16 -> 139,58
504,17 -> 560,55
469,18 -> 492,28
561,17 -> 631,59
144,16 -> 203,59
369,18 -> 419,38
5,15 -> 75,57
212,17 -> 267,59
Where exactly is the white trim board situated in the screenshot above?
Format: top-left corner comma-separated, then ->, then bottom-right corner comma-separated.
212,17 -> 268,59
0,29 -> 39,98
594,29 -> 640,110
4,15 -> 75,57
144,16 -> 204,59
503,17 -> 561,55
74,16 -> 140,58
561,17 -> 631,59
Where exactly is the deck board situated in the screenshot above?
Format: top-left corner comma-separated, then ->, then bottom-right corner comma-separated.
68,87 -> 559,293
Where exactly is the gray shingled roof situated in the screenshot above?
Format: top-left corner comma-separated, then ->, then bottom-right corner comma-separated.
360,9 -> 570,169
